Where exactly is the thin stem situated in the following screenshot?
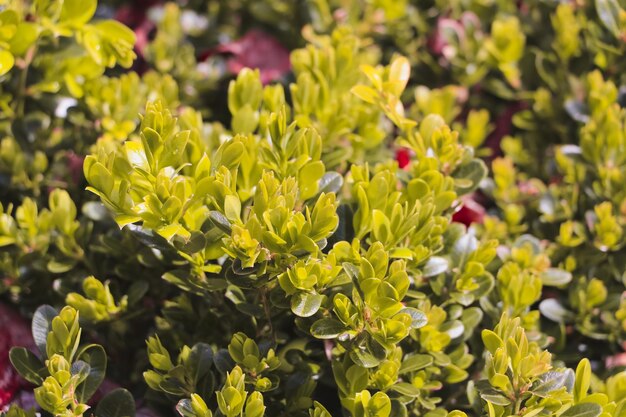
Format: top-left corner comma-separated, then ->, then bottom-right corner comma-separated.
513,395 -> 523,415
261,288 -> 276,344
16,45 -> 37,119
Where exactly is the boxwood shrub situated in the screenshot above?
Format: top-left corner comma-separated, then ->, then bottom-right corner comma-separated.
1,1 -> 626,417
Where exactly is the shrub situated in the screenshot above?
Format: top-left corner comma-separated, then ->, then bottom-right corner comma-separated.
2,1 -> 626,417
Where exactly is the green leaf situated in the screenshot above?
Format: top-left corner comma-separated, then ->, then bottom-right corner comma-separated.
350,349 -> 382,368
32,305 -> 58,358
127,224 -> 174,252
160,377 -> 187,396
540,268 -> 572,286
143,369 -> 162,391
389,247 -> 413,259
480,391 -> 511,406
475,379 -> 511,406
390,382 -> 421,397
127,281 -> 149,305
232,105 -> 259,134
574,358 -> 591,401
399,354 -> 433,373
595,0 -> 622,38
0,49 -> 14,76
531,370 -> 572,397
115,215 -> 142,228
317,172 -> 343,195
451,233 -> 477,269
95,20 -> 136,45
60,0 -> 97,26
422,257 -> 448,277
310,402 -> 332,417
560,403 -> 602,417
213,349 -> 235,374
461,307 -> 483,339
367,392 -> 392,417
71,360 -> 92,385
176,399 -> 196,417
310,319 -> 346,339
224,195 -> 241,222
453,159 -> 488,195
95,388 -> 136,417
481,330 -> 503,353
343,262 -> 360,281
186,343 -> 214,386
47,258 -> 77,273
209,211 -> 232,234
399,308 -> 427,329
388,56 -> 411,95
9,348 -> 45,385
291,292 -> 324,318
9,23 -> 38,56
76,344 -> 107,403
441,320 -> 464,339
539,299 -> 575,323
176,232 -> 207,254
351,85 -> 378,103
177,395 -> 212,417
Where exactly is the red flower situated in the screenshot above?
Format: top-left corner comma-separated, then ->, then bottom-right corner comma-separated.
396,148 -> 411,169
0,342 -> 19,409
212,30 -> 291,85
452,194 -> 486,226
0,304 -> 35,409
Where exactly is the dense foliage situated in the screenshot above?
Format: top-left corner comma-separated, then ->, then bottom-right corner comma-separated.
2,1 -> 626,417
